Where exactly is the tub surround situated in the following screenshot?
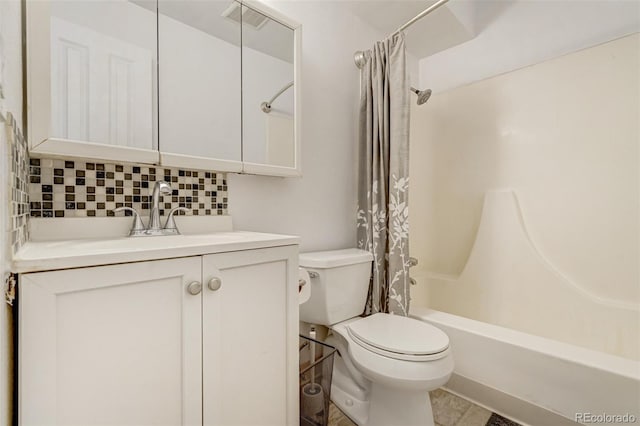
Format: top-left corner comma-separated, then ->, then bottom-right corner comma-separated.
410,33 -> 639,359
423,190 -> 640,360
406,190 -> 640,423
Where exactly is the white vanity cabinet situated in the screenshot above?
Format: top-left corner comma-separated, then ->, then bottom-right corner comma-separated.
19,244 -> 298,426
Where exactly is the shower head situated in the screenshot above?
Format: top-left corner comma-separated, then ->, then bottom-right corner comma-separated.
411,87 -> 432,105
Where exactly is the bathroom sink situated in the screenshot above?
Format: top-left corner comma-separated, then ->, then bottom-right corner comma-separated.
13,231 -> 299,273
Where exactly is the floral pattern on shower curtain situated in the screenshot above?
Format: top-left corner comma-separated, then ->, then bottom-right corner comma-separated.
356,33 -> 411,316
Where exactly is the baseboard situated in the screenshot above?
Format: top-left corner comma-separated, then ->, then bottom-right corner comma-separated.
443,373 -> 580,426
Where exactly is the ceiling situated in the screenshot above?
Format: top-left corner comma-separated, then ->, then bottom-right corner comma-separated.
345,0 -> 477,58
133,0 -> 294,63
414,0 -> 640,91
346,0 -> 640,91
347,0 -> 640,63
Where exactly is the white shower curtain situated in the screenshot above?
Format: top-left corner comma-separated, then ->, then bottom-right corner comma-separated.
356,33 -> 411,316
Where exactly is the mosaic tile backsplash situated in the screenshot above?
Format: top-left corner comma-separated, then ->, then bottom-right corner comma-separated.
29,159 -> 228,218
6,112 -> 30,255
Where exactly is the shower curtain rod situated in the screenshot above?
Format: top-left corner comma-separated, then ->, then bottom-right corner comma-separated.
353,0 -> 451,69
261,81 -> 294,113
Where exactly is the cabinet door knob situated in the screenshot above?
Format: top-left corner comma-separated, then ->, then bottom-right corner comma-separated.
187,281 -> 202,295
208,277 -> 222,291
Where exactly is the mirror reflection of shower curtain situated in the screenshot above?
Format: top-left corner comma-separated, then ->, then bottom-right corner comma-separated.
356,33 -> 411,316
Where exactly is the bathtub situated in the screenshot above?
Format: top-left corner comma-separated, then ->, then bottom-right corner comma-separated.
411,307 -> 640,426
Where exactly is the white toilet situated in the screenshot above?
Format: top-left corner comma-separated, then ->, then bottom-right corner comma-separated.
300,248 -> 454,426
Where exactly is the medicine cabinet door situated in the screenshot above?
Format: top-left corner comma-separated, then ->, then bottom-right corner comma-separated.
158,0 -> 243,172
241,3 -> 300,176
27,0 -> 159,163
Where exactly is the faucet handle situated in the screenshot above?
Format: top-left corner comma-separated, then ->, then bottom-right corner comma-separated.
112,207 -> 146,237
164,207 -> 190,235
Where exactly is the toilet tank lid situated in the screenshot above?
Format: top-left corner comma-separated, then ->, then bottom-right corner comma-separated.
300,248 -> 373,268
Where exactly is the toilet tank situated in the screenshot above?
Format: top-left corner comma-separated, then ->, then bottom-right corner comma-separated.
299,248 -> 373,326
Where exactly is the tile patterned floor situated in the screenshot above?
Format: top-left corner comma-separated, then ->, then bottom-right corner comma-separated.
328,402 -> 358,426
327,388 -> 520,426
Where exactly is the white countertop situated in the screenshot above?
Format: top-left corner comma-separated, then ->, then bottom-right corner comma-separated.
13,231 -> 299,273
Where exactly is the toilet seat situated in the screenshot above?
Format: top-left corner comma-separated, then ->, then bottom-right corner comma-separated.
346,313 -> 449,361
331,317 -> 454,390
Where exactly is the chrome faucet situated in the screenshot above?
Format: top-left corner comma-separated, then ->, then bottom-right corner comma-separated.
113,180 -> 190,237
148,181 -> 172,233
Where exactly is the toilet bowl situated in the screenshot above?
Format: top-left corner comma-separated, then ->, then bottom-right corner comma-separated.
299,249 -> 454,426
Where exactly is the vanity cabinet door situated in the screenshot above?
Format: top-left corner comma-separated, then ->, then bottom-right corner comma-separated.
202,246 -> 299,426
19,257 -> 203,426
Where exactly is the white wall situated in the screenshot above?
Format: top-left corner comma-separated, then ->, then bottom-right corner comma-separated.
0,0 -> 22,423
419,0 -> 640,93
409,34 -> 640,359
229,1 -> 385,252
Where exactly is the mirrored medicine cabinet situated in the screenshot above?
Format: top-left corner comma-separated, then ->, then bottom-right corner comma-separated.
26,0 -> 301,177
